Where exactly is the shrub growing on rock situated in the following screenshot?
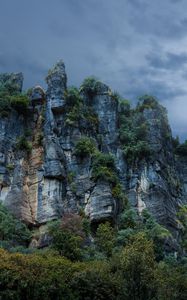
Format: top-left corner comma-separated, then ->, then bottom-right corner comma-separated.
64,86 -> 82,107
137,94 -> 158,112
91,152 -> 118,184
74,136 -> 96,158
10,93 -> 29,112
16,136 -> 32,153
80,76 -> 100,96
0,203 -> 31,249
175,140 -> 187,156
0,85 -> 29,116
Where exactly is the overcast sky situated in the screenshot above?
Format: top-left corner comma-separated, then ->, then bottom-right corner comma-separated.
0,0 -> 187,140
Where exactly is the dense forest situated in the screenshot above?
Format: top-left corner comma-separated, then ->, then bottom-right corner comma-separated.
0,202 -> 187,299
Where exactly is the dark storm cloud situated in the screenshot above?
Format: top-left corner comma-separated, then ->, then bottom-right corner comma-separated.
146,52 -> 187,70
0,0 -> 187,139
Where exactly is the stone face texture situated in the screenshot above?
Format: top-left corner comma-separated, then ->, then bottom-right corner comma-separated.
0,61 -> 186,248
46,60 -> 67,112
85,181 -> 117,222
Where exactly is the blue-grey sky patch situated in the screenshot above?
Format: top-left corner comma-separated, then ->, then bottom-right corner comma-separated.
0,0 -> 187,140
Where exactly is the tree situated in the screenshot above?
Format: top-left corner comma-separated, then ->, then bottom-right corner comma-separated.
155,259 -> 187,300
48,213 -> 87,261
120,232 -> 156,300
142,209 -> 171,260
177,205 -> 187,250
70,261 -> 123,300
0,203 -> 31,249
95,222 -> 116,257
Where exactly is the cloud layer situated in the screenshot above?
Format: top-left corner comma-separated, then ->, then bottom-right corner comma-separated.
0,0 -> 187,139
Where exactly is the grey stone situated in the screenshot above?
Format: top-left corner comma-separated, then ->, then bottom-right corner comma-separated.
0,62 -> 186,253
46,60 -> 67,112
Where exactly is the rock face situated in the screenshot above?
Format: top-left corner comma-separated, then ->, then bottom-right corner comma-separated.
0,61 -> 186,246
46,60 -> 67,112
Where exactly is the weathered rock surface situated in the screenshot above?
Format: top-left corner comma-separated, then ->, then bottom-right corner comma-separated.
0,60 -> 186,249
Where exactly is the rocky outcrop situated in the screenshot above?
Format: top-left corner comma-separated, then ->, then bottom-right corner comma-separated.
85,181 -> 117,223
127,104 -> 182,239
0,61 -> 186,248
46,60 -> 67,112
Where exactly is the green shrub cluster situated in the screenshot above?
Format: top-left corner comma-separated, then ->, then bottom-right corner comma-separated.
6,164 -> 14,171
91,152 -> 117,184
48,216 -> 84,261
91,151 -> 126,202
177,205 -> 187,251
16,136 -> 32,153
118,98 -> 131,116
0,84 -> 29,116
136,94 -> 158,112
74,136 -> 96,158
64,86 -> 99,130
175,140 -> 187,156
80,76 -> 101,97
10,94 -> 29,112
0,202 -> 31,250
119,108 -> 151,164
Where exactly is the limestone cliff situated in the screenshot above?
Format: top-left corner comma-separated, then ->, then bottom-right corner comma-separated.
0,61 -> 186,247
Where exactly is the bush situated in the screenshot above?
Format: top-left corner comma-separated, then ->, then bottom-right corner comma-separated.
95,222 -> 116,257
16,136 -> 32,153
0,84 -> 29,116
177,205 -> 187,250
175,140 -> 187,156
10,94 -> 29,112
0,89 -> 11,116
91,152 -> 118,184
48,213 -> 88,261
137,94 -> 158,112
92,166 -> 118,185
118,100 -> 151,164
123,140 -> 151,164
119,127 -> 134,144
64,86 -> 82,107
118,208 -> 139,230
0,203 -> 31,249
111,183 -> 126,202
118,99 -> 131,116
74,137 -> 96,158
80,76 -> 100,96
63,85 -> 99,131
6,163 -> 14,171
92,152 -> 115,170
172,136 -> 180,149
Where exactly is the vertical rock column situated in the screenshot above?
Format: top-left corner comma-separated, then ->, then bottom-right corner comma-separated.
36,61 -> 67,223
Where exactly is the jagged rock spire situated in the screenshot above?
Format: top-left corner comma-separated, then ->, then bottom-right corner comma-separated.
46,60 -> 67,112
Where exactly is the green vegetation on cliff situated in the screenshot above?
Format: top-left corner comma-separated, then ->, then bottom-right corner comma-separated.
118,96 -> 151,164
0,203 -> 31,251
0,84 -> 29,116
0,206 -> 186,299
